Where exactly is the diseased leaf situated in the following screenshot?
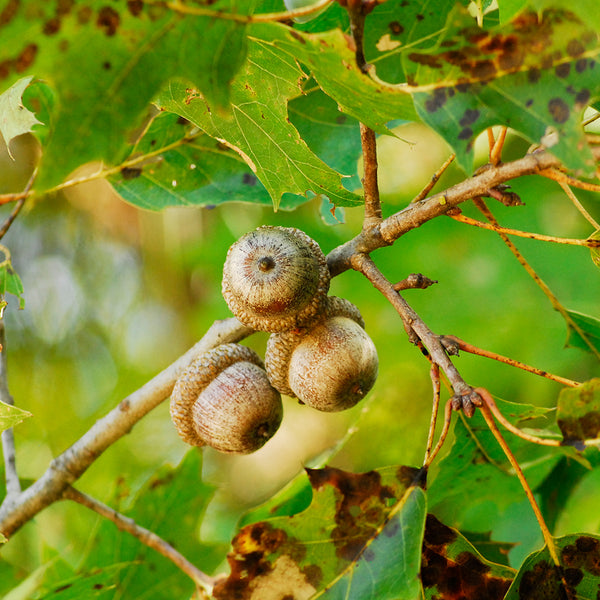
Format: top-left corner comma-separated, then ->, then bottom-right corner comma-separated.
0,76 -> 42,158
0,400 -> 31,434
421,514 -> 515,600
387,4 -> 599,174
504,534 -> 600,600
157,24 -> 362,210
556,378 -> 600,447
0,1 -> 249,190
565,310 -> 600,356
214,465 -> 427,600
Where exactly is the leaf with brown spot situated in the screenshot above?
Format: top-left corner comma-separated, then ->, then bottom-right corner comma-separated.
504,534 -> 600,600
0,0 -> 250,190
213,465 -> 427,600
556,378 -> 600,447
421,514 -> 515,600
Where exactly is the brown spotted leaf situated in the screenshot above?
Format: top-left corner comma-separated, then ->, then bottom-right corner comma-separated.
373,3 -> 600,175
421,514 -> 515,600
214,465 -> 427,600
504,534 -> 600,600
0,0 -> 250,190
556,378 -> 600,448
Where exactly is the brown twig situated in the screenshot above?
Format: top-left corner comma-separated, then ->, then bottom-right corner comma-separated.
538,167 -> 600,195
476,388 -> 565,579
360,124 -> 382,228
411,154 -> 455,204
0,168 -> 37,240
350,253 -> 481,415
490,127 -> 508,166
423,399 -> 454,468
422,364 -> 441,466
443,335 -> 581,388
393,273 -> 437,291
447,212 -> 600,247
473,199 -> 600,361
62,486 -> 215,597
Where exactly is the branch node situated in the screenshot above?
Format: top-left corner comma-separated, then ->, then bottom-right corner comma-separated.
393,273 -> 438,291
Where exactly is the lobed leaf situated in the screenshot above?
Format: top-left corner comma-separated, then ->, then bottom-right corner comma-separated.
213,465 -> 427,600
504,534 -> 600,600
157,23 -> 362,210
0,76 -> 42,158
0,0 -> 249,191
374,3 -> 600,175
556,378 -> 600,447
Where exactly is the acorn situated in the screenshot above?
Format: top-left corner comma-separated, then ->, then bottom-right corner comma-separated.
170,343 -> 283,454
265,297 -> 378,412
222,226 -> 330,333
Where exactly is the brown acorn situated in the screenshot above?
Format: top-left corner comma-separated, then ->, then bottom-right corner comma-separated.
170,343 -> 283,454
222,226 -> 330,333
265,297 -> 378,412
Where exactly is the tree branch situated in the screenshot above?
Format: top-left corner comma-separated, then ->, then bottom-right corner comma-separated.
62,486 -> 216,598
0,322 -> 20,507
350,253 -> 481,415
0,318 -> 252,538
326,147 -> 600,277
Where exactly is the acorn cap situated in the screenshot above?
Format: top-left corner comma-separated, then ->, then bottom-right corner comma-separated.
222,226 -> 330,333
265,297 -> 377,411
170,343 -> 283,453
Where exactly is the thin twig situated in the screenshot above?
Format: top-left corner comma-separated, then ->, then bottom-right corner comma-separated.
0,169 -> 37,239
422,364 -> 441,466
477,389 -> 564,576
490,127 -> 508,166
443,335 -> 581,388
473,199 -> 600,361
62,486 -> 215,597
0,318 -> 252,538
0,322 -> 20,506
411,154 -> 455,204
360,124 -> 382,228
539,167 -> 600,195
423,399 -> 454,468
447,212 -> 600,247
555,180 -> 600,230
351,253 -> 480,415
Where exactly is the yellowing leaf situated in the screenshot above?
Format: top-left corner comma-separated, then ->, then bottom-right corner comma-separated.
0,400 -> 32,434
0,76 -> 42,158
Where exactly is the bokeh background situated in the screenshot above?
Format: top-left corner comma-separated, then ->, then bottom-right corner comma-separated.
1,121 -> 599,576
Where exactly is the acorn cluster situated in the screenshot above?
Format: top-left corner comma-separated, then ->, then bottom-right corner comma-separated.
170,226 -> 379,454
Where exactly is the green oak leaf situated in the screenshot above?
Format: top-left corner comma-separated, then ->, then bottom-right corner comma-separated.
0,400 -> 32,434
0,0 -> 250,191
157,23 -> 362,210
565,310 -> 600,356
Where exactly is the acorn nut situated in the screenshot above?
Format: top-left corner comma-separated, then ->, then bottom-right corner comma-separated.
222,226 -> 330,333
265,297 -> 378,412
170,343 -> 283,454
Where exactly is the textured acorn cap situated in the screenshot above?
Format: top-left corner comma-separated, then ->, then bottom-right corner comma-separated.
222,226 -> 330,333
265,297 -> 377,411
170,343 -> 283,454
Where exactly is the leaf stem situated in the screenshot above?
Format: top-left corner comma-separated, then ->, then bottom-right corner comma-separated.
442,335 -> 580,388
555,180 -> 600,230
447,212 -> 600,247
422,364 -> 441,466
62,486 -> 216,596
539,167 -> 600,197
411,154 -> 455,204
